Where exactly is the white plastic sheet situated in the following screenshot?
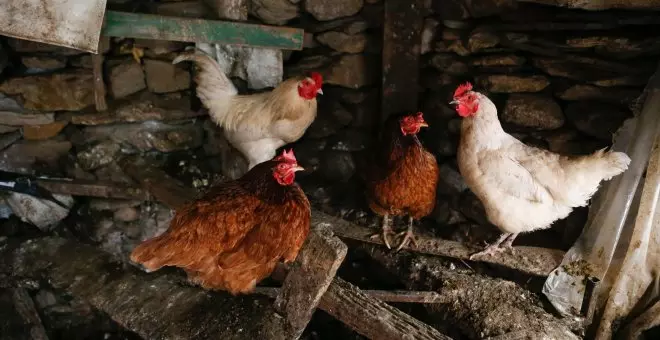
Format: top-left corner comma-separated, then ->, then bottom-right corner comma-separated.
0,0 -> 107,53
543,66 -> 660,339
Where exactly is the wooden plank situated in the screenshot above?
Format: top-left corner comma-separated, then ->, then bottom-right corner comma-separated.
259,287 -> 445,304
91,53 -> 107,112
102,11 -> 304,50
35,179 -> 150,201
0,237 -> 293,340
316,210 -> 564,277
381,0 -> 425,125
320,278 -> 452,340
274,224 -> 348,339
10,288 -> 49,340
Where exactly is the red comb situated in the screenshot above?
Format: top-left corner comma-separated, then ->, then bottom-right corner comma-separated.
453,82 -> 473,99
415,112 -> 424,120
310,72 -> 323,86
275,149 -> 297,164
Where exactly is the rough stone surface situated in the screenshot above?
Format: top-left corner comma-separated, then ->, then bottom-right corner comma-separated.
79,122 -> 204,153
421,18 -> 440,55
0,71 -> 94,111
77,141 -> 122,171
565,102 -> 630,140
429,54 -> 469,75
325,54 -> 377,89
305,0 -> 364,21
250,0 -> 299,25
468,29 -> 500,52
6,193 -> 74,230
143,59 -> 190,93
198,44 -> 283,90
475,74 -> 550,93
22,121 -> 69,140
21,56 -> 67,70
471,54 -> 526,68
316,31 -> 367,53
7,39 -> 82,55
0,140 -> 72,171
108,60 -> 147,98
503,94 -> 565,130
319,151 -> 355,181
556,84 -> 640,105
327,129 -> 369,151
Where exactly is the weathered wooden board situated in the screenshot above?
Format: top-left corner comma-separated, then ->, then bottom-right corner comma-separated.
381,0 -> 425,124
35,179 -> 150,201
102,11 -> 304,50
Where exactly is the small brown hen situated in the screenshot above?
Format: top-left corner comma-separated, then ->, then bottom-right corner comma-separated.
366,112 -> 440,251
130,150 -> 310,295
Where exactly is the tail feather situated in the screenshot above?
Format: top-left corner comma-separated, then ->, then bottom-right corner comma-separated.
130,235 -> 175,272
173,50 -> 238,117
595,148 -> 631,181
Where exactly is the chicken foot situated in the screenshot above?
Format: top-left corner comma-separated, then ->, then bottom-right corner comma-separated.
370,214 -> 396,249
394,216 -> 418,251
469,233 -> 518,260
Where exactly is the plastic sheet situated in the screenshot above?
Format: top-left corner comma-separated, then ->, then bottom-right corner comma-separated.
543,65 -> 660,338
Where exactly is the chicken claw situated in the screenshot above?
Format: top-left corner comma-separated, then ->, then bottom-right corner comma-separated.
394,217 -> 418,251
370,214 -> 396,249
468,233 -> 513,260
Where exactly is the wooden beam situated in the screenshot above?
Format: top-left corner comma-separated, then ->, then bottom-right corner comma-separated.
91,53 -> 107,112
102,11 -> 304,50
274,224 -> 347,339
0,237 -> 293,340
34,179 -> 150,201
381,0 -> 425,125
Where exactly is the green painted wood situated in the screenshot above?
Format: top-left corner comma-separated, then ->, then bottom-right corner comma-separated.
101,11 -> 304,50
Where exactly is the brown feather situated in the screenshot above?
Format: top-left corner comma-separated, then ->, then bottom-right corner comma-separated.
130,161 -> 310,295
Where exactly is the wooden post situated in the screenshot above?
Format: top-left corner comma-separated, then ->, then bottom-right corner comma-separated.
381,0 -> 425,125
91,52 -> 107,112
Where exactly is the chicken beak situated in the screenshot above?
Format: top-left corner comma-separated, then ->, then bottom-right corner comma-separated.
317,88 -> 324,95
449,100 -> 458,105
292,165 -> 305,172
419,122 -> 429,128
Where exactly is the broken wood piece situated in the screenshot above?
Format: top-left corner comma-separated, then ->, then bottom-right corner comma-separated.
315,210 -> 564,277
258,287 -> 445,304
10,287 -> 49,340
0,237 -> 293,340
34,179 -> 150,201
91,53 -> 107,112
0,111 -> 54,126
320,277 -> 452,340
0,130 -> 21,151
381,0 -> 425,125
274,224 -> 348,339
102,11 -> 304,50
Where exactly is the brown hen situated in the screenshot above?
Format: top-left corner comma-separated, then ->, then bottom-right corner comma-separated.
366,112 -> 440,251
130,150 -> 310,295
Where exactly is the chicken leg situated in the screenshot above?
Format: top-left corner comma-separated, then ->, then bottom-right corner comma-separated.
469,232 -> 517,260
370,214 -> 396,249
394,216 -> 418,251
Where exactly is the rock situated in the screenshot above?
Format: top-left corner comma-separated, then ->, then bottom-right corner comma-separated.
448,118 -> 462,135
143,59 -> 190,93
589,75 -> 648,87
318,99 -> 353,126
344,20 -> 369,35
565,102 -> 630,140
532,58 -> 636,83
319,151 -> 355,181
80,122 -> 204,152
285,55 -> 333,79
324,54 -> 377,89
21,56 -> 66,70
328,129 -> 369,151
0,111 -> 54,126
435,40 -> 471,56
0,140 -> 72,172
0,71 -> 94,111
305,0 -> 364,21
306,114 -> 341,138
543,129 -> 596,155
422,96 -> 458,120
108,59 -> 147,99
72,93 -> 199,125
421,18 -> 440,55
202,120 -> 247,180
77,141 -> 122,171
198,44 -> 283,90
429,54 -> 469,75
0,131 -> 21,151
250,0 -> 299,25
292,138 -> 327,172
437,163 -> 468,195
468,29 -> 500,52
0,125 -> 19,134
430,132 -> 458,157
566,36 -> 660,59
470,54 -> 526,68
316,31 -> 367,53
114,206 -> 140,222
6,192 -> 74,231
502,94 -> 564,130
22,121 -> 69,140
93,162 -> 135,184
475,74 -> 550,93
89,199 -> 141,211
7,39 -> 81,55
556,84 -> 640,105
134,39 -> 186,56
